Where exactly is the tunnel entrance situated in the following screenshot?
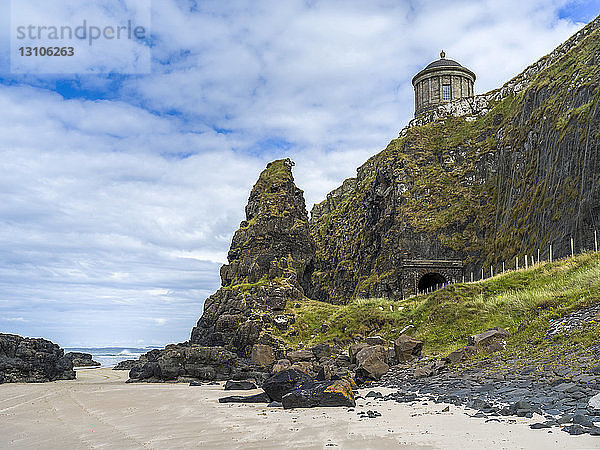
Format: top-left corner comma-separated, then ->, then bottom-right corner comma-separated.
418,272 -> 447,293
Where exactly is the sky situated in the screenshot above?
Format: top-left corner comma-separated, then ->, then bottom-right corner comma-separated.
0,0 -> 598,348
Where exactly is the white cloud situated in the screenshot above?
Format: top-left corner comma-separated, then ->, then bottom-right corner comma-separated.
0,0 -> 592,346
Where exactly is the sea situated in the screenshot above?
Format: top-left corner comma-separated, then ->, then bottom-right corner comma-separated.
63,347 -> 160,368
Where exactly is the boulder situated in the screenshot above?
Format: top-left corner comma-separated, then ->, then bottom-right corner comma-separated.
355,345 -> 389,382
290,361 -> 314,376
445,345 -> 478,364
272,359 -> 292,373
218,392 -> 271,403
262,368 -> 313,402
393,335 -> 423,362
224,380 -> 257,390
589,393 -> 600,410
348,343 -> 370,364
64,352 -> 101,368
356,345 -> 388,366
311,343 -> 331,359
0,333 -> 75,383
281,379 -> 356,409
468,327 -> 510,351
287,349 -> 314,363
251,344 -> 275,366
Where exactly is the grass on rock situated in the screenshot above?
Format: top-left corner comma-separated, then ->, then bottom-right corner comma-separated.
272,252 -> 600,361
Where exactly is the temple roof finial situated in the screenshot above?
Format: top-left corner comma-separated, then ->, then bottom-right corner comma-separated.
440,50 -> 445,59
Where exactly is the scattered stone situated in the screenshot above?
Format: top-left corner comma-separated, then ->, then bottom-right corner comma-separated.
189,380 -> 203,386
365,391 -> 383,399
393,335 -> 423,362
268,401 -> 283,408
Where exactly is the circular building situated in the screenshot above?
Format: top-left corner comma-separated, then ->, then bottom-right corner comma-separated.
412,51 -> 476,117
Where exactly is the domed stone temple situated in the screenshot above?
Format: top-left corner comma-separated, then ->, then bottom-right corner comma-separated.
412,51 -> 476,117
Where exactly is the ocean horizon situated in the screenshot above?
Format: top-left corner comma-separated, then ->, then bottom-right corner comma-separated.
64,347 -> 161,368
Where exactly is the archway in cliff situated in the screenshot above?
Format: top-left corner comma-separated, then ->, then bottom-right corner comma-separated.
418,272 -> 447,293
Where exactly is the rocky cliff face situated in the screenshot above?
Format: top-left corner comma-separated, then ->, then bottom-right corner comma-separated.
190,159 -> 315,356
309,15 -> 600,303
0,333 -> 75,383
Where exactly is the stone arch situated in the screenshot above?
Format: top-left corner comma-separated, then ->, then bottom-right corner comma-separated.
418,272 -> 447,292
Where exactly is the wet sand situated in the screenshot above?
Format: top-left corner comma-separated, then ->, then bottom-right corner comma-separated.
0,368 -> 597,449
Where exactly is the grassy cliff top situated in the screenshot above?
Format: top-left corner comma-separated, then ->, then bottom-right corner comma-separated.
273,252 -> 600,362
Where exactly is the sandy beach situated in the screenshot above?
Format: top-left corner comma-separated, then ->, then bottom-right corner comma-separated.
0,368 -> 597,449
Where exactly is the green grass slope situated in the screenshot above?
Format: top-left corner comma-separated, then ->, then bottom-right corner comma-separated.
274,252 -> 600,363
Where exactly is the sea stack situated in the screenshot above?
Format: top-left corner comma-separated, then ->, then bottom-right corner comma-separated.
190,158 -> 315,357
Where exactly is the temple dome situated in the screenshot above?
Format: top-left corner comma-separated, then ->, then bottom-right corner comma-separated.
411,51 -> 476,117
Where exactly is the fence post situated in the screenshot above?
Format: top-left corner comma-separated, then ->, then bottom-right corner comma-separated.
491,265 -> 493,277
595,230 -> 598,252
571,237 -> 574,258
481,268 -> 484,280
550,244 -> 553,262
471,272 -> 473,282
502,261 -> 505,273
516,256 -> 519,270
537,248 -> 540,264
525,255 -> 528,269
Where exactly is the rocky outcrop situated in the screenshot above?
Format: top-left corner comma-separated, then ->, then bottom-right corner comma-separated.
0,333 -> 75,383
190,159 -> 315,357
128,344 -> 246,382
309,14 -> 600,303
64,352 -> 100,368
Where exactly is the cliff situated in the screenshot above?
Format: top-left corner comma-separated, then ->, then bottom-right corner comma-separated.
309,14 -> 600,303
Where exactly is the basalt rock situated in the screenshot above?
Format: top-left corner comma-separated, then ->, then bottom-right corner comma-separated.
281,379 -> 356,409
262,368 -> 313,402
64,352 -> 100,368
128,344 -> 238,382
0,333 -> 75,383
190,159 -> 315,356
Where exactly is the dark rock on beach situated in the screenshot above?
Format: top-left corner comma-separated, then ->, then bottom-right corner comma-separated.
0,333 -> 75,383
281,379 -> 356,409
225,380 -> 257,390
262,368 -> 313,402
64,352 -> 100,368
219,392 -> 271,403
